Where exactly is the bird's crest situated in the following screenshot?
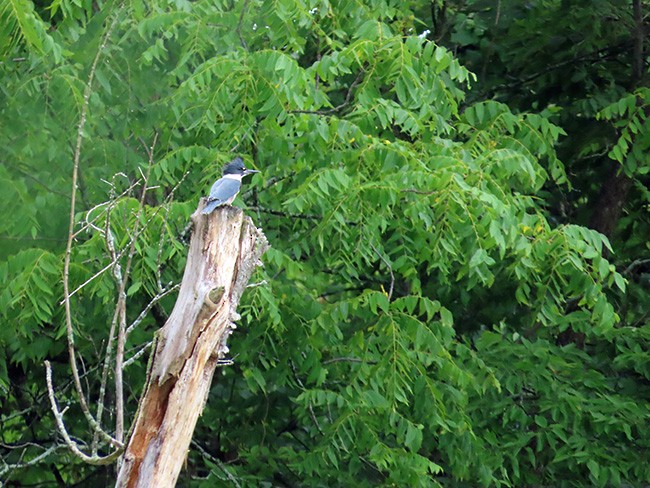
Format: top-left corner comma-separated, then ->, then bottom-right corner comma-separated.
223,157 -> 245,175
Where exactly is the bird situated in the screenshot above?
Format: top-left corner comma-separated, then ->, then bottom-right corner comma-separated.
201,157 -> 260,214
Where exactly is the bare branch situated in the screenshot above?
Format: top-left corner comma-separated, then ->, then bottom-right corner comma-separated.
91,186 -> 125,454
14,165 -> 71,199
0,444 -> 64,478
76,177 -> 143,238
246,280 -> 268,288
623,257 -> 650,276
93,305 -> 120,455
114,132 -> 157,447
63,170 -> 189,302
230,122 -> 258,154
63,260 -> 120,302
44,361 -> 123,465
126,283 -> 180,335
0,441 -> 56,450
123,340 -> 154,368
481,42 -> 632,98
60,11 -> 122,449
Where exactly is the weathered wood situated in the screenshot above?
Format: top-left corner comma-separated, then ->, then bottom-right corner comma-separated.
115,204 -> 268,487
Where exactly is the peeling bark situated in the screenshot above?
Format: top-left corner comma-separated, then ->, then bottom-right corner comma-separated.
115,204 -> 268,487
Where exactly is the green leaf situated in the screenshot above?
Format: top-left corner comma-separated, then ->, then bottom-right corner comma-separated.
613,272 -> 626,292
404,422 -> 423,451
587,460 -> 600,482
127,281 -> 142,296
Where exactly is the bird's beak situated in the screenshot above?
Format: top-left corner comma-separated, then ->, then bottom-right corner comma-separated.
243,169 -> 260,176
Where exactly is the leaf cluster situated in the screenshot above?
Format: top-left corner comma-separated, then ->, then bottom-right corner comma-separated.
0,1 -> 648,487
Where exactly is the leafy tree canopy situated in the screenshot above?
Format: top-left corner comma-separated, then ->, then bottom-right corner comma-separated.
0,0 -> 648,486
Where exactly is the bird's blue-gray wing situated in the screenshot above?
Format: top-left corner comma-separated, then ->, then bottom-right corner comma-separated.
209,178 -> 241,200
202,178 -> 242,214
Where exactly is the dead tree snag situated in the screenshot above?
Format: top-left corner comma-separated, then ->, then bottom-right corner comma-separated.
115,205 -> 268,487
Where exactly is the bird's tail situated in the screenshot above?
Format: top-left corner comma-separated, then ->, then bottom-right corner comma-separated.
201,200 -> 221,215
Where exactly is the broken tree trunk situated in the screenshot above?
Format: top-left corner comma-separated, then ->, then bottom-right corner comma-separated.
115,205 -> 268,487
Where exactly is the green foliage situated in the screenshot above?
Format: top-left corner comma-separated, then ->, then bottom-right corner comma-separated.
597,88 -> 650,176
1,0 -> 648,487
470,331 -> 649,488
1,0 -> 47,55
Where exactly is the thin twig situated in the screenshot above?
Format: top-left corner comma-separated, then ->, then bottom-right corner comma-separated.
230,122 -> 258,154
0,441 -> 55,450
323,357 -> 369,365
63,170 -> 188,302
482,42 -> 631,97
623,257 -> 650,276
289,360 -> 324,435
192,440 -> 242,488
246,206 -> 321,220
76,178 -> 142,239
123,340 -> 153,368
319,285 -> 367,299
92,179 -> 125,454
0,444 -> 64,478
369,242 -> 394,301
246,280 -> 267,288
14,166 -> 71,198
126,283 -> 180,335
93,304 -> 120,455
63,260 -> 122,302
240,171 -> 296,200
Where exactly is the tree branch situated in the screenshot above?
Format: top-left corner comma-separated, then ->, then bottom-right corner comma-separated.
289,70 -> 364,115
290,360 -> 324,436
247,205 -> 321,221
114,133 -> 157,448
322,357 -> 369,365
59,11 -> 122,449
44,361 -> 123,465
126,283 -> 181,335
482,41 -> 632,98
0,444 -> 64,478
236,0 -> 250,49
632,0 -> 644,82
192,440 -> 242,488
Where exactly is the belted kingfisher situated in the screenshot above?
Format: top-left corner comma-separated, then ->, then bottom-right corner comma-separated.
201,157 -> 259,214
